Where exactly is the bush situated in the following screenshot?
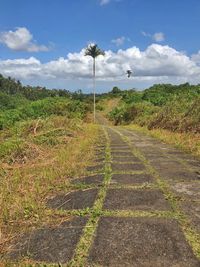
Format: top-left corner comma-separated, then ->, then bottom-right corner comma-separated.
148,96 -> 200,133
109,102 -> 159,126
108,83 -> 200,133
0,97 -> 88,130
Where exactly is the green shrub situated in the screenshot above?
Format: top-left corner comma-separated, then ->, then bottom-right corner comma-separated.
109,102 -> 159,126
0,97 -> 88,130
108,83 -> 200,133
148,96 -> 200,132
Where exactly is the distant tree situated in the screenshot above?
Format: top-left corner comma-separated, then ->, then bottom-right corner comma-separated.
85,44 -> 105,122
111,86 -> 121,94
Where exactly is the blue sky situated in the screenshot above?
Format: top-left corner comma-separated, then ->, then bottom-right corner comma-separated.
0,0 -> 200,92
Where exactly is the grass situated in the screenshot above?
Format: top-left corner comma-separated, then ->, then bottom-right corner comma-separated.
126,124 -> 200,158
68,127 -> 111,267
0,115 -> 100,261
97,97 -> 121,115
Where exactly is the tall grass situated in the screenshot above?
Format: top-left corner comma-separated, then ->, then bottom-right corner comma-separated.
0,116 -> 99,255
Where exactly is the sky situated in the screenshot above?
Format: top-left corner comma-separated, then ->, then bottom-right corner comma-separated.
0,0 -> 200,93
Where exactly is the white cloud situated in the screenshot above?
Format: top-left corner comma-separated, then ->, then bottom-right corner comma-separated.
142,31 -> 165,42
191,51 -> 200,65
0,44 -> 200,87
153,32 -> 165,42
0,27 -> 50,52
99,0 -> 122,5
100,0 -> 110,5
111,36 -> 126,46
141,31 -> 151,38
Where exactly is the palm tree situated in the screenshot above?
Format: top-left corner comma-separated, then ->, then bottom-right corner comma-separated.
85,44 -> 105,122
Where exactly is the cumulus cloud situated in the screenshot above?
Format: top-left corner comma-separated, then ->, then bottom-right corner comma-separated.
191,51 -> 200,65
142,31 -> 165,42
0,27 -> 50,52
0,44 -> 200,85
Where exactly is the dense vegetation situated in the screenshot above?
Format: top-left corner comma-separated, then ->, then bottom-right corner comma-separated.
0,75 -> 92,130
107,83 -> 200,133
0,75 -> 96,164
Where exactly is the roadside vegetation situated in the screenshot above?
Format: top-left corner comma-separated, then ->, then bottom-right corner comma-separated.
0,75 -> 100,259
103,84 -> 200,156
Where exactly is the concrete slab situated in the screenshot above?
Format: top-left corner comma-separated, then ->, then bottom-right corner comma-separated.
112,156 -> 141,163
86,164 -> 104,172
180,201 -> 200,233
185,160 -> 200,169
111,151 -> 134,157
170,182 -> 200,200
110,173 -> 154,185
47,189 -> 98,210
110,145 -> 130,149
8,217 -> 87,264
93,157 -> 105,164
88,217 -> 199,267
110,142 -> 127,147
150,161 -> 199,181
72,174 -> 104,185
156,168 -> 199,182
110,147 -> 131,151
95,151 -> 105,157
111,163 -> 145,172
103,189 -> 171,211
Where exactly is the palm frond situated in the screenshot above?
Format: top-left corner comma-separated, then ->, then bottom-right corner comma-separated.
85,44 -> 105,58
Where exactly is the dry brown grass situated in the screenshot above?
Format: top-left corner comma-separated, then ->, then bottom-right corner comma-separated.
0,116 -> 100,258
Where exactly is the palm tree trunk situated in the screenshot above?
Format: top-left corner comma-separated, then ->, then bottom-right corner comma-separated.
93,57 -> 96,123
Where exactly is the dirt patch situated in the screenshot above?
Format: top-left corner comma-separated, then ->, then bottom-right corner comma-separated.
47,189 -> 98,210
103,189 -> 171,211
88,217 -> 199,267
7,217 -> 87,264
